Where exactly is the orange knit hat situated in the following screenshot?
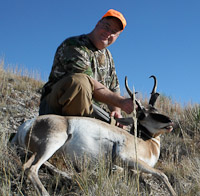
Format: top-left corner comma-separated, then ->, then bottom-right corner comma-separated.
102,9 -> 127,30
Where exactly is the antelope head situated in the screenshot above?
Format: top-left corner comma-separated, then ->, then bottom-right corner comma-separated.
125,75 -> 173,137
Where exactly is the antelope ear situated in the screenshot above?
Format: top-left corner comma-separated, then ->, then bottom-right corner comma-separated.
116,117 -> 134,126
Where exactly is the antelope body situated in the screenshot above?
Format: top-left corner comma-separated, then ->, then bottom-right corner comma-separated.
11,76 -> 176,196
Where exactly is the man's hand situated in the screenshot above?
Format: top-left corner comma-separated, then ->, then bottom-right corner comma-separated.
92,78 -> 134,115
120,98 -> 134,114
110,110 -> 123,128
110,110 -> 122,119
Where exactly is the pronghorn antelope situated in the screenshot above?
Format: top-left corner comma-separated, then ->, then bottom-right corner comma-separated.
11,76 -> 176,196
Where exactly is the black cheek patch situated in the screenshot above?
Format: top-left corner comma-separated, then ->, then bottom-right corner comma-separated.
150,113 -> 172,123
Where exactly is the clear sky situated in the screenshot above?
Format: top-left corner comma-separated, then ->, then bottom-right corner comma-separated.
1,0 -> 200,105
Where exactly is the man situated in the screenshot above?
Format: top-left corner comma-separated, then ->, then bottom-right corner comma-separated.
39,9 -> 133,122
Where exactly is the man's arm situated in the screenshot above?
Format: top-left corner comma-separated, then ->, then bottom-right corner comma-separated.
91,78 -> 133,114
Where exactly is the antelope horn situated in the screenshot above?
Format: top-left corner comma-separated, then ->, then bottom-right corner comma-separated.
149,75 -> 160,106
149,75 -> 157,94
125,76 -> 142,110
125,76 -> 133,99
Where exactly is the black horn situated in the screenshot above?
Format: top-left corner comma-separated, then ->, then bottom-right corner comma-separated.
125,76 -> 133,99
149,75 -> 160,106
125,76 -> 142,110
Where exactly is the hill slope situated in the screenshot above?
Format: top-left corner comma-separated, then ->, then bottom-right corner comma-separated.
0,64 -> 200,195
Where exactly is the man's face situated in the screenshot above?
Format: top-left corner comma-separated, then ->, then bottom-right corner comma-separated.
94,17 -> 122,49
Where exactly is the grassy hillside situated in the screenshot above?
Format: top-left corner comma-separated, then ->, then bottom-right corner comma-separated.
0,60 -> 200,195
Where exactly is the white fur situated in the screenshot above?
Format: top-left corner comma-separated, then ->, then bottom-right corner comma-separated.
63,118 -> 126,163
11,118 -> 36,147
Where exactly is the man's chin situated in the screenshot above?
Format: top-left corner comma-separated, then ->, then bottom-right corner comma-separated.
95,38 -> 109,49
100,40 -> 109,48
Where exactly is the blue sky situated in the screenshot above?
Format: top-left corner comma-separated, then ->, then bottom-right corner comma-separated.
1,0 -> 200,105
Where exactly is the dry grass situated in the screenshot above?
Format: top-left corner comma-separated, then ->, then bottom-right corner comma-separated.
0,58 -> 200,195
0,58 -> 42,103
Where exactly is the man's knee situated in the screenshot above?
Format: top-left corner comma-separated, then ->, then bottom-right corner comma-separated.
70,73 -> 94,93
44,73 -> 94,116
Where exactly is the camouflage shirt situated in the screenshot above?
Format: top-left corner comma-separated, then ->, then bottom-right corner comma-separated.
42,34 -> 120,108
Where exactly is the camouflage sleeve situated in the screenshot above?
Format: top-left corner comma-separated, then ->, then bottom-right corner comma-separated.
49,44 -> 93,81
